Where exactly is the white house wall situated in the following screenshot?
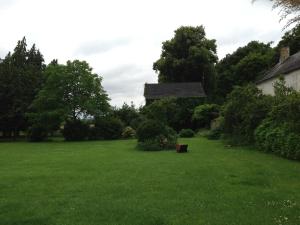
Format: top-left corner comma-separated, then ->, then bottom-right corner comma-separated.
257,70 -> 300,95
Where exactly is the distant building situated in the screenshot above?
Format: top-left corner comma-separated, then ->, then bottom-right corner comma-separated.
144,82 -> 206,105
257,47 -> 300,95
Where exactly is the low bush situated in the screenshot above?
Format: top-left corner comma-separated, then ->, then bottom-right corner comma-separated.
88,126 -> 103,140
193,104 -> 220,128
255,120 -> 300,160
122,126 -> 136,139
62,120 -> 89,141
136,120 -> 166,142
179,129 -> 195,137
222,84 -> 272,145
94,117 -> 124,140
27,125 -> 48,142
136,120 -> 177,151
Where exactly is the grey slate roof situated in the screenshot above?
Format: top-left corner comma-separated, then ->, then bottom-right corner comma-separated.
257,51 -> 300,84
144,82 -> 206,99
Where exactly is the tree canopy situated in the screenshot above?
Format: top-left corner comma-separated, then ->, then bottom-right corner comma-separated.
215,41 -> 275,101
276,24 -> 300,55
153,26 -> 218,96
0,37 -> 45,137
28,60 -> 110,133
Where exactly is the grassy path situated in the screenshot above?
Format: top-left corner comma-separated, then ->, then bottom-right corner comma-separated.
0,138 -> 299,225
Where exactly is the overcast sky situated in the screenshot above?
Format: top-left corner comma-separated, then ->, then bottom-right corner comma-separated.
0,0 -> 287,107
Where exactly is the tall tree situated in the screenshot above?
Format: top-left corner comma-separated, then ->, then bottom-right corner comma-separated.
153,26 -> 218,96
215,41 -> 275,102
28,60 -> 110,133
276,24 -> 300,55
0,37 -> 45,138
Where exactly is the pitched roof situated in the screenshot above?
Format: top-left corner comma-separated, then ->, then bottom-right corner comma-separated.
257,51 -> 300,84
144,82 -> 206,99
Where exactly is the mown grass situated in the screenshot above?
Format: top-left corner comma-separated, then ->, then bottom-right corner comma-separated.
0,138 -> 299,225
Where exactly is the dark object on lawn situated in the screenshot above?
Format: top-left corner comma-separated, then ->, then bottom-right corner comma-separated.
176,144 -> 188,153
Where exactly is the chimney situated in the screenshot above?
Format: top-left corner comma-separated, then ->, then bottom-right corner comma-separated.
280,47 -> 290,63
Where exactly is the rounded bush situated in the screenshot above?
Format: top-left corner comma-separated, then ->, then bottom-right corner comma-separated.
62,120 -> 89,141
136,120 -> 177,151
94,117 -> 124,140
179,129 -> 195,137
136,120 -> 166,142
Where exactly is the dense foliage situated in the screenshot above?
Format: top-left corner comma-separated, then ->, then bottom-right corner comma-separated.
92,117 -> 124,140
28,60 -> 110,140
0,37 -> 45,138
192,104 -> 220,128
62,120 -> 89,141
112,102 -> 139,127
179,129 -> 195,138
277,24 -> 300,56
153,26 -> 218,96
254,79 -> 300,160
222,84 -> 272,145
136,120 -> 177,151
27,124 -> 48,142
215,41 -> 274,101
142,97 -> 203,131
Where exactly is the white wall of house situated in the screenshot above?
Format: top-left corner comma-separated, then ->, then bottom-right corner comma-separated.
257,69 -> 300,95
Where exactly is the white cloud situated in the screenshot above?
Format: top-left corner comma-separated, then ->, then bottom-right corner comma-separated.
0,0 -> 286,106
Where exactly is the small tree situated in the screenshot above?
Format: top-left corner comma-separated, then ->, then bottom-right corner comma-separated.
222,84 -> 272,144
29,60 -> 110,139
193,104 -> 220,128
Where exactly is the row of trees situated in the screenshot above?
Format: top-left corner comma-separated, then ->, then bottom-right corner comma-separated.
0,38 -> 110,140
153,24 -> 300,102
0,38 -> 44,138
1,24 -> 299,143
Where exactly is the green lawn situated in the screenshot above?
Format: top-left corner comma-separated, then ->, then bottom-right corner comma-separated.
0,138 -> 299,225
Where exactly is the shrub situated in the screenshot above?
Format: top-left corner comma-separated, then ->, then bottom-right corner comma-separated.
87,126 -> 103,140
136,120 -> 166,142
254,79 -> 300,160
62,120 -> 89,141
222,84 -> 272,145
94,117 -> 124,140
255,120 -> 300,160
141,97 -> 203,131
192,104 -> 220,128
136,120 -> 177,151
27,125 -> 48,142
122,126 -> 136,139
112,102 -> 139,127
179,129 -> 195,137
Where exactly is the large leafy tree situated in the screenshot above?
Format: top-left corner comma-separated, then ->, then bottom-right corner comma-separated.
28,60 -> 110,133
0,37 -> 45,138
153,26 -> 218,96
215,41 -> 275,101
276,24 -> 300,55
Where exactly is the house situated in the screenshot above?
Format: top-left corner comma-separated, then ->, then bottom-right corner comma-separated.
257,47 -> 300,95
144,82 -> 206,105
